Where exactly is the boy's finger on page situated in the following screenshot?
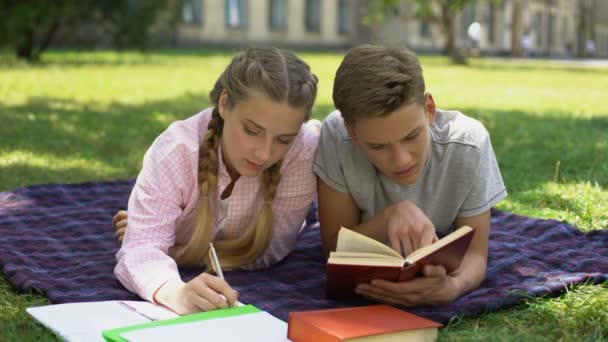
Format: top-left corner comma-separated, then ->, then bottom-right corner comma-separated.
390,239 -> 403,256
404,236 -> 414,256
419,228 -> 435,248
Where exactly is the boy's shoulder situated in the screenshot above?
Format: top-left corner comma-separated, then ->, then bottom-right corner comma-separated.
321,110 -> 350,140
283,119 -> 320,164
431,109 -> 489,149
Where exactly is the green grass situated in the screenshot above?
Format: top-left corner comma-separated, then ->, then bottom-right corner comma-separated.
1,49 -> 607,341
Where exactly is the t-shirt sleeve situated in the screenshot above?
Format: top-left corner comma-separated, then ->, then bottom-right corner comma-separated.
313,114 -> 349,193
458,134 -> 507,217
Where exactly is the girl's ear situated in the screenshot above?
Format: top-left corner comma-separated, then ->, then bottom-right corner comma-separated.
218,90 -> 229,119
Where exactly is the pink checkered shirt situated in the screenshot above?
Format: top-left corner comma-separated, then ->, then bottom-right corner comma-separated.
114,108 -> 319,302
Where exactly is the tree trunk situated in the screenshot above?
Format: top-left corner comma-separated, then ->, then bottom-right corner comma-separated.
439,3 -> 466,64
16,26 -> 36,61
440,3 -> 455,56
511,0 -> 523,57
35,20 -> 60,59
354,0 -> 376,44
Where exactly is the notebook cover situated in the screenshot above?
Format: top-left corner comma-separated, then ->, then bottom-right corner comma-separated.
102,304 -> 260,342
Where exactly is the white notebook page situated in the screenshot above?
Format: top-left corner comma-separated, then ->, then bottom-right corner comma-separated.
121,311 -> 289,342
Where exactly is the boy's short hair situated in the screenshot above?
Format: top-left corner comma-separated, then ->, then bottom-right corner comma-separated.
333,44 -> 426,124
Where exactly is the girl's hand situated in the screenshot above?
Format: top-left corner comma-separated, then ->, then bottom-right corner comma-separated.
154,273 -> 239,315
112,210 -> 128,242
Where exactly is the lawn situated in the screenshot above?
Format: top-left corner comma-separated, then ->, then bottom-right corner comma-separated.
1,49 -> 607,341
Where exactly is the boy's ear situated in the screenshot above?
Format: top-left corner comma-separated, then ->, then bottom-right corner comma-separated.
425,92 -> 437,125
345,122 -> 360,144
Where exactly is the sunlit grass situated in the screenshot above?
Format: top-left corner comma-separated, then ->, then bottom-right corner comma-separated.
1,49 -> 606,341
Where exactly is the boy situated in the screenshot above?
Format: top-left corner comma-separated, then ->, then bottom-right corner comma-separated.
314,45 -> 507,306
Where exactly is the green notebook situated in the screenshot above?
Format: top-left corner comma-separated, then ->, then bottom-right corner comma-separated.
103,305 -> 287,342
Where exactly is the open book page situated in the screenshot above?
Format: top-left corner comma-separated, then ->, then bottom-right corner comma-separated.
328,251 -> 406,266
120,311 -> 289,342
336,227 -> 403,258
404,225 -> 474,264
26,300 -> 178,342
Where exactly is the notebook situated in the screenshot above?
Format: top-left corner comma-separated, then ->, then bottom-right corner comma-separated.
27,300 -> 179,342
103,304 -> 289,342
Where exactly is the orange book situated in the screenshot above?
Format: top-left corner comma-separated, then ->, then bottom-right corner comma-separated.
288,305 -> 442,342
326,226 -> 475,298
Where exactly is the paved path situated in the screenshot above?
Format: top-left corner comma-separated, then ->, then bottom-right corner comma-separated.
491,57 -> 608,68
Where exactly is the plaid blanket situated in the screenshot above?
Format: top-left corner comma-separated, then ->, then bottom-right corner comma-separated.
1,179 -> 607,324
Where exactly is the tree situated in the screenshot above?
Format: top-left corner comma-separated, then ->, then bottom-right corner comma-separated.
413,0 -> 472,59
365,0 -> 502,63
510,0 -> 523,56
93,0 -> 172,49
0,0 -> 175,61
0,1 -> 77,61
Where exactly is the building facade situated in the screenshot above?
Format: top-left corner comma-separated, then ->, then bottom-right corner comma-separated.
177,0 -> 371,48
175,0 -> 608,57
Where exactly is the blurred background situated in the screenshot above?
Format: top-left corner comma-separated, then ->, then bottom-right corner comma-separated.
2,0 -> 607,62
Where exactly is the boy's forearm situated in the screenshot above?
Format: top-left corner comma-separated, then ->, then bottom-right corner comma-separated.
449,252 -> 487,297
345,208 -> 392,245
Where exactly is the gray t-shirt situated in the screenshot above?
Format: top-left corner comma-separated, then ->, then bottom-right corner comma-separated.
313,109 -> 507,235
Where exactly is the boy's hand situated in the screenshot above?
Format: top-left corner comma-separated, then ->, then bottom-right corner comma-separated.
112,210 -> 128,242
154,273 -> 239,315
384,201 -> 438,256
355,264 -> 460,306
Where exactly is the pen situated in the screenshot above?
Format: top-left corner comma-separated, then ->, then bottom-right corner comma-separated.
209,242 -> 236,308
208,242 -> 224,279
208,243 -> 245,307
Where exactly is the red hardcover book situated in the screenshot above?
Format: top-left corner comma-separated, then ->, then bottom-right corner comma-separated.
288,305 -> 442,342
326,225 -> 475,298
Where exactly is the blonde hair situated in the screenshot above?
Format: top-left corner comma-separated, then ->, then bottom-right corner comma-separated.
175,47 -> 318,269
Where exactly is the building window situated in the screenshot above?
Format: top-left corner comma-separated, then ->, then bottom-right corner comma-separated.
269,0 -> 287,31
305,0 -> 321,32
337,0 -> 351,34
183,0 -> 202,25
226,0 -> 248,29
420,20 -> 431,38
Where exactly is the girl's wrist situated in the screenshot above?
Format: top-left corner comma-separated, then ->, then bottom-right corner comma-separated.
153,278 -> 186,313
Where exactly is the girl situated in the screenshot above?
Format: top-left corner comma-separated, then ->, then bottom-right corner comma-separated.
113,47 -> 319,315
